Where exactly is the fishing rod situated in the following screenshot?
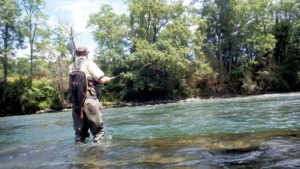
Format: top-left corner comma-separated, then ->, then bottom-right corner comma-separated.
110,75 -> 121,80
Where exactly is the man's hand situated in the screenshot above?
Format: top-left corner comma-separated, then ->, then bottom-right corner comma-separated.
97,76 -> 111,84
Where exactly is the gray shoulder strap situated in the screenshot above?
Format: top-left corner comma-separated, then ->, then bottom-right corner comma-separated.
73,59 -> 86,71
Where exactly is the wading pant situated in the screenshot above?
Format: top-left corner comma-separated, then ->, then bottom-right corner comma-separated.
72,98 -> 104,142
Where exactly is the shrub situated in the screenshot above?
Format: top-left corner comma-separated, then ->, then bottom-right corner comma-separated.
0,77 -> 62,115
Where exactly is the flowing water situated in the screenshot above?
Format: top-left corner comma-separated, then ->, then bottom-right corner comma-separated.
1,93 -> 300,168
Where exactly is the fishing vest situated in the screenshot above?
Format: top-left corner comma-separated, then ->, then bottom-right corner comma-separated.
69,59 -> 101,118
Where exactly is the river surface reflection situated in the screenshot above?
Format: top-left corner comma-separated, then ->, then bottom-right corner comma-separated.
0,93 -> 300,168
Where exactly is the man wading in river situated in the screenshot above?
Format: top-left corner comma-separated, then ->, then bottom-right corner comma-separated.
69,46 -> 111,144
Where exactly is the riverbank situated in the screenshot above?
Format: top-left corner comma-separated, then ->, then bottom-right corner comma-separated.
1,91 -> 298,117
100,91 -> 288,108
101,91 -> 300,109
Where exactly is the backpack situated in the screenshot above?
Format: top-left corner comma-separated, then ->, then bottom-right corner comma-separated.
69,59 -> 87,119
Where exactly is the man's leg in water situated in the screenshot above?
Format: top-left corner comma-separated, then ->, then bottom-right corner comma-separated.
72,109 -> 89,144
83,98 -> 105,143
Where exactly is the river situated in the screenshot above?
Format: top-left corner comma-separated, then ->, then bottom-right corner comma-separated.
0,93 -> 300,168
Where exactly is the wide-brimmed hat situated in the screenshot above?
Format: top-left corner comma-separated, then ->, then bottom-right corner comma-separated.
76,46 -> 88,56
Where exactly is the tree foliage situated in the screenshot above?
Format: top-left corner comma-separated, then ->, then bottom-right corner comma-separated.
0,0 -> 24,103
88,0 -> 212,100
21,0 -> 47,86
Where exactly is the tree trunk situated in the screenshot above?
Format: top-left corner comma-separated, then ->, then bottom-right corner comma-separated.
2,54 -> 8,104
47,47 -> 66,108
30,39 -> 33,87
70,26 -> 76,62
219,50 -> 224,79
228,45 -> 233,80
217,31 -> 224,84
29,23 -> 36,88
152,18 -> 158,43
58,56 -> 66,108
2,25 -> 9,103
228,54 -> 232,80
29,18 -> 33,87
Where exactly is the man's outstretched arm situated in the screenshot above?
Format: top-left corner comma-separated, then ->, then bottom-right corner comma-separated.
97,76 -> 111,84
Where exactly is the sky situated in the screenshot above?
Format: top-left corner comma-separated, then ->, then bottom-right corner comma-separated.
45,0 -> 128,59
18,0 -> 192,60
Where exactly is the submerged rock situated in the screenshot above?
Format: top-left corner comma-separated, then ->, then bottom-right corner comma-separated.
137,130 -> 300,153
202,139 -> 264,152
138,153 -> 185,164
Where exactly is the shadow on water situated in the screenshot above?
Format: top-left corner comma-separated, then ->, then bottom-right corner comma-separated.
68,129 -> 300,169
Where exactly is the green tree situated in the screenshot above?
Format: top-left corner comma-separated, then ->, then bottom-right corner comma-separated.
21,0 -> 47,87
0,0 -> 24,103
89,0 -> 211,100
15,57 -> 30,75
128,0 -> 184,46
199,0 -> 278,93
127,0 -> 190,99
88,4 -> 129,67
48,26 -> 70,108
272,0 -> 300,90
199,0 -> 250,89
200,0 -> 230,83
88,4 -> 132,100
